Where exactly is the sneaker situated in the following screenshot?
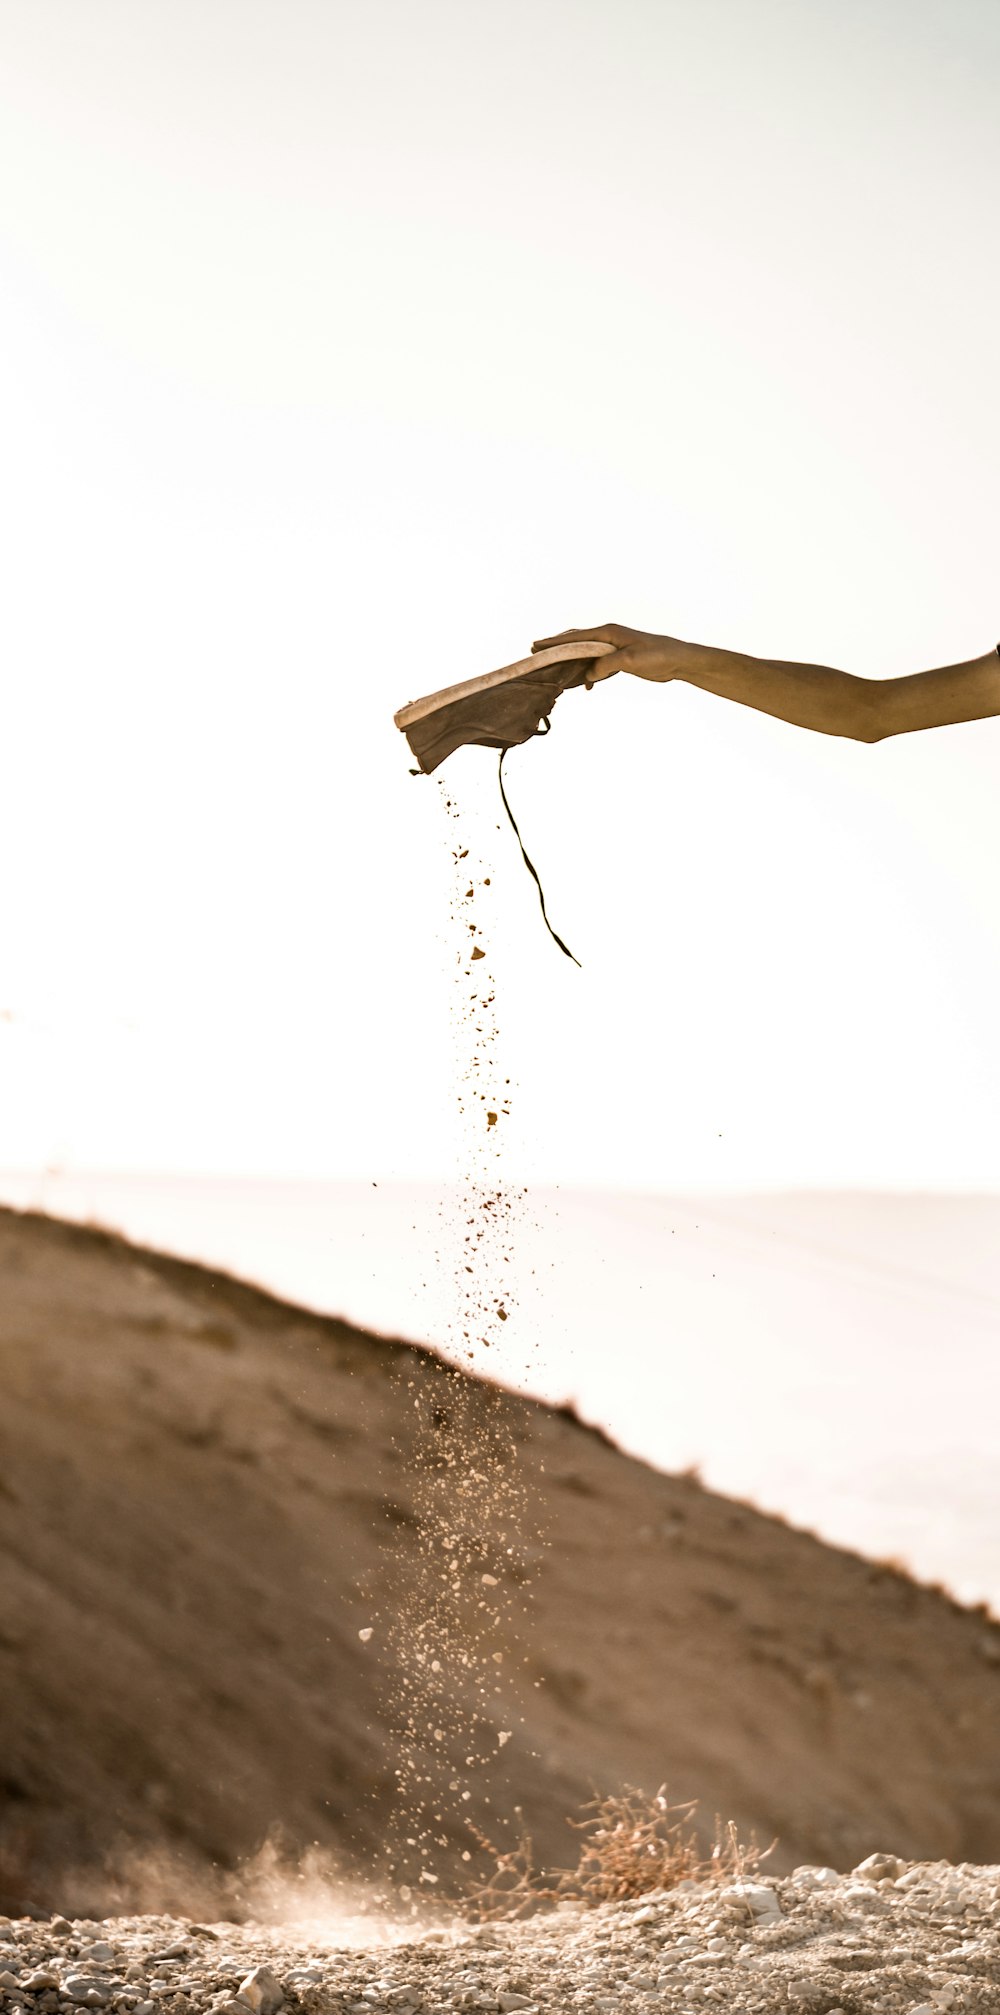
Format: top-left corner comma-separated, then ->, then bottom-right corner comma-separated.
394,641 -> 615,774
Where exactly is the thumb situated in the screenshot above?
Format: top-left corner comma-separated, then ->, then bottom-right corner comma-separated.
584,653 -> 625,688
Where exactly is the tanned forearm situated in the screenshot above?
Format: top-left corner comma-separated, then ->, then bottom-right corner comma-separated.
672,642 -> 1000,742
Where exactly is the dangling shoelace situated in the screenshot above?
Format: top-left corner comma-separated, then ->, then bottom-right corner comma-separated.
498,720 -> 581,967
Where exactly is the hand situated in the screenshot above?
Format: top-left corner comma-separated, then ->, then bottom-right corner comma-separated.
531,623 -> 680,687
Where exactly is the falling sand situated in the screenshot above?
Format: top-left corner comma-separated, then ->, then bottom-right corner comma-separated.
377,785 -> 548,1908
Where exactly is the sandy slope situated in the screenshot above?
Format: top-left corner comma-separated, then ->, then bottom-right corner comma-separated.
1,1206 -> 999,1918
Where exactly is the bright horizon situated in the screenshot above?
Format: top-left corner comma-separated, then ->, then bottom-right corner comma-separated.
1,0 -> 999,1192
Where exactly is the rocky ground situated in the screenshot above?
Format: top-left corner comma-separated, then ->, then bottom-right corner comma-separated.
3,1858 -> 1000,2015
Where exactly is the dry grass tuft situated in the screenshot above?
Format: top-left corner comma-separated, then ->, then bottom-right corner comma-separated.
464,1787 -> 774,1920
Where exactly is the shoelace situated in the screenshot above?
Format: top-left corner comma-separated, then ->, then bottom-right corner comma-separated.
498,721 -> 581,967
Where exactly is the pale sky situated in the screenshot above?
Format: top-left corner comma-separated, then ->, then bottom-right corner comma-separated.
1,0 -> 998,1189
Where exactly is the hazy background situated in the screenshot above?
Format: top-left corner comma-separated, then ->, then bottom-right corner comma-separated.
1,1 -> 998,1595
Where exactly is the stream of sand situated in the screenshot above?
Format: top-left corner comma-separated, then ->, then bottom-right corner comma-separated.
379,788 -> 545,1903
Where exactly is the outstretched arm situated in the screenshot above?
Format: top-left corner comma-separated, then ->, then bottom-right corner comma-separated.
532,625 -> 1000,743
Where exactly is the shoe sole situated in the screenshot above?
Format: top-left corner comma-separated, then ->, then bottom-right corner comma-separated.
393,641 -> 615,731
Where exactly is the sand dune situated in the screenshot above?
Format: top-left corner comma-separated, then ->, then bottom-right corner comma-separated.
1,1205 -> 999,1918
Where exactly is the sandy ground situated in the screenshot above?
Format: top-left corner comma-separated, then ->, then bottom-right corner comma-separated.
2,1207 -> 1000,1922
2,1860 -> 1000,2014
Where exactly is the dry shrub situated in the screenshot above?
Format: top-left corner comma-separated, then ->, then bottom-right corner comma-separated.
465,1788 -> 774,1921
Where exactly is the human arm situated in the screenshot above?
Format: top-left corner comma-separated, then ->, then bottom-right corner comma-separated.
532,624 -> 1000,743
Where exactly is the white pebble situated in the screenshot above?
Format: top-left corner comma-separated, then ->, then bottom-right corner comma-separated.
236,1965 -> 284,2015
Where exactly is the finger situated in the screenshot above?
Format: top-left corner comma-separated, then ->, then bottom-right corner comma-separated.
532,628 -> 584,652
532,625 -> 622,652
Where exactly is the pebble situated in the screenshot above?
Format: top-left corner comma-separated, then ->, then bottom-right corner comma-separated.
60,1977 -> 112,2006
235,1966 -> 284,2015
854,1852 -> 903,1882
718,1882 -> 783,1920
843,1883 -> 887,1910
